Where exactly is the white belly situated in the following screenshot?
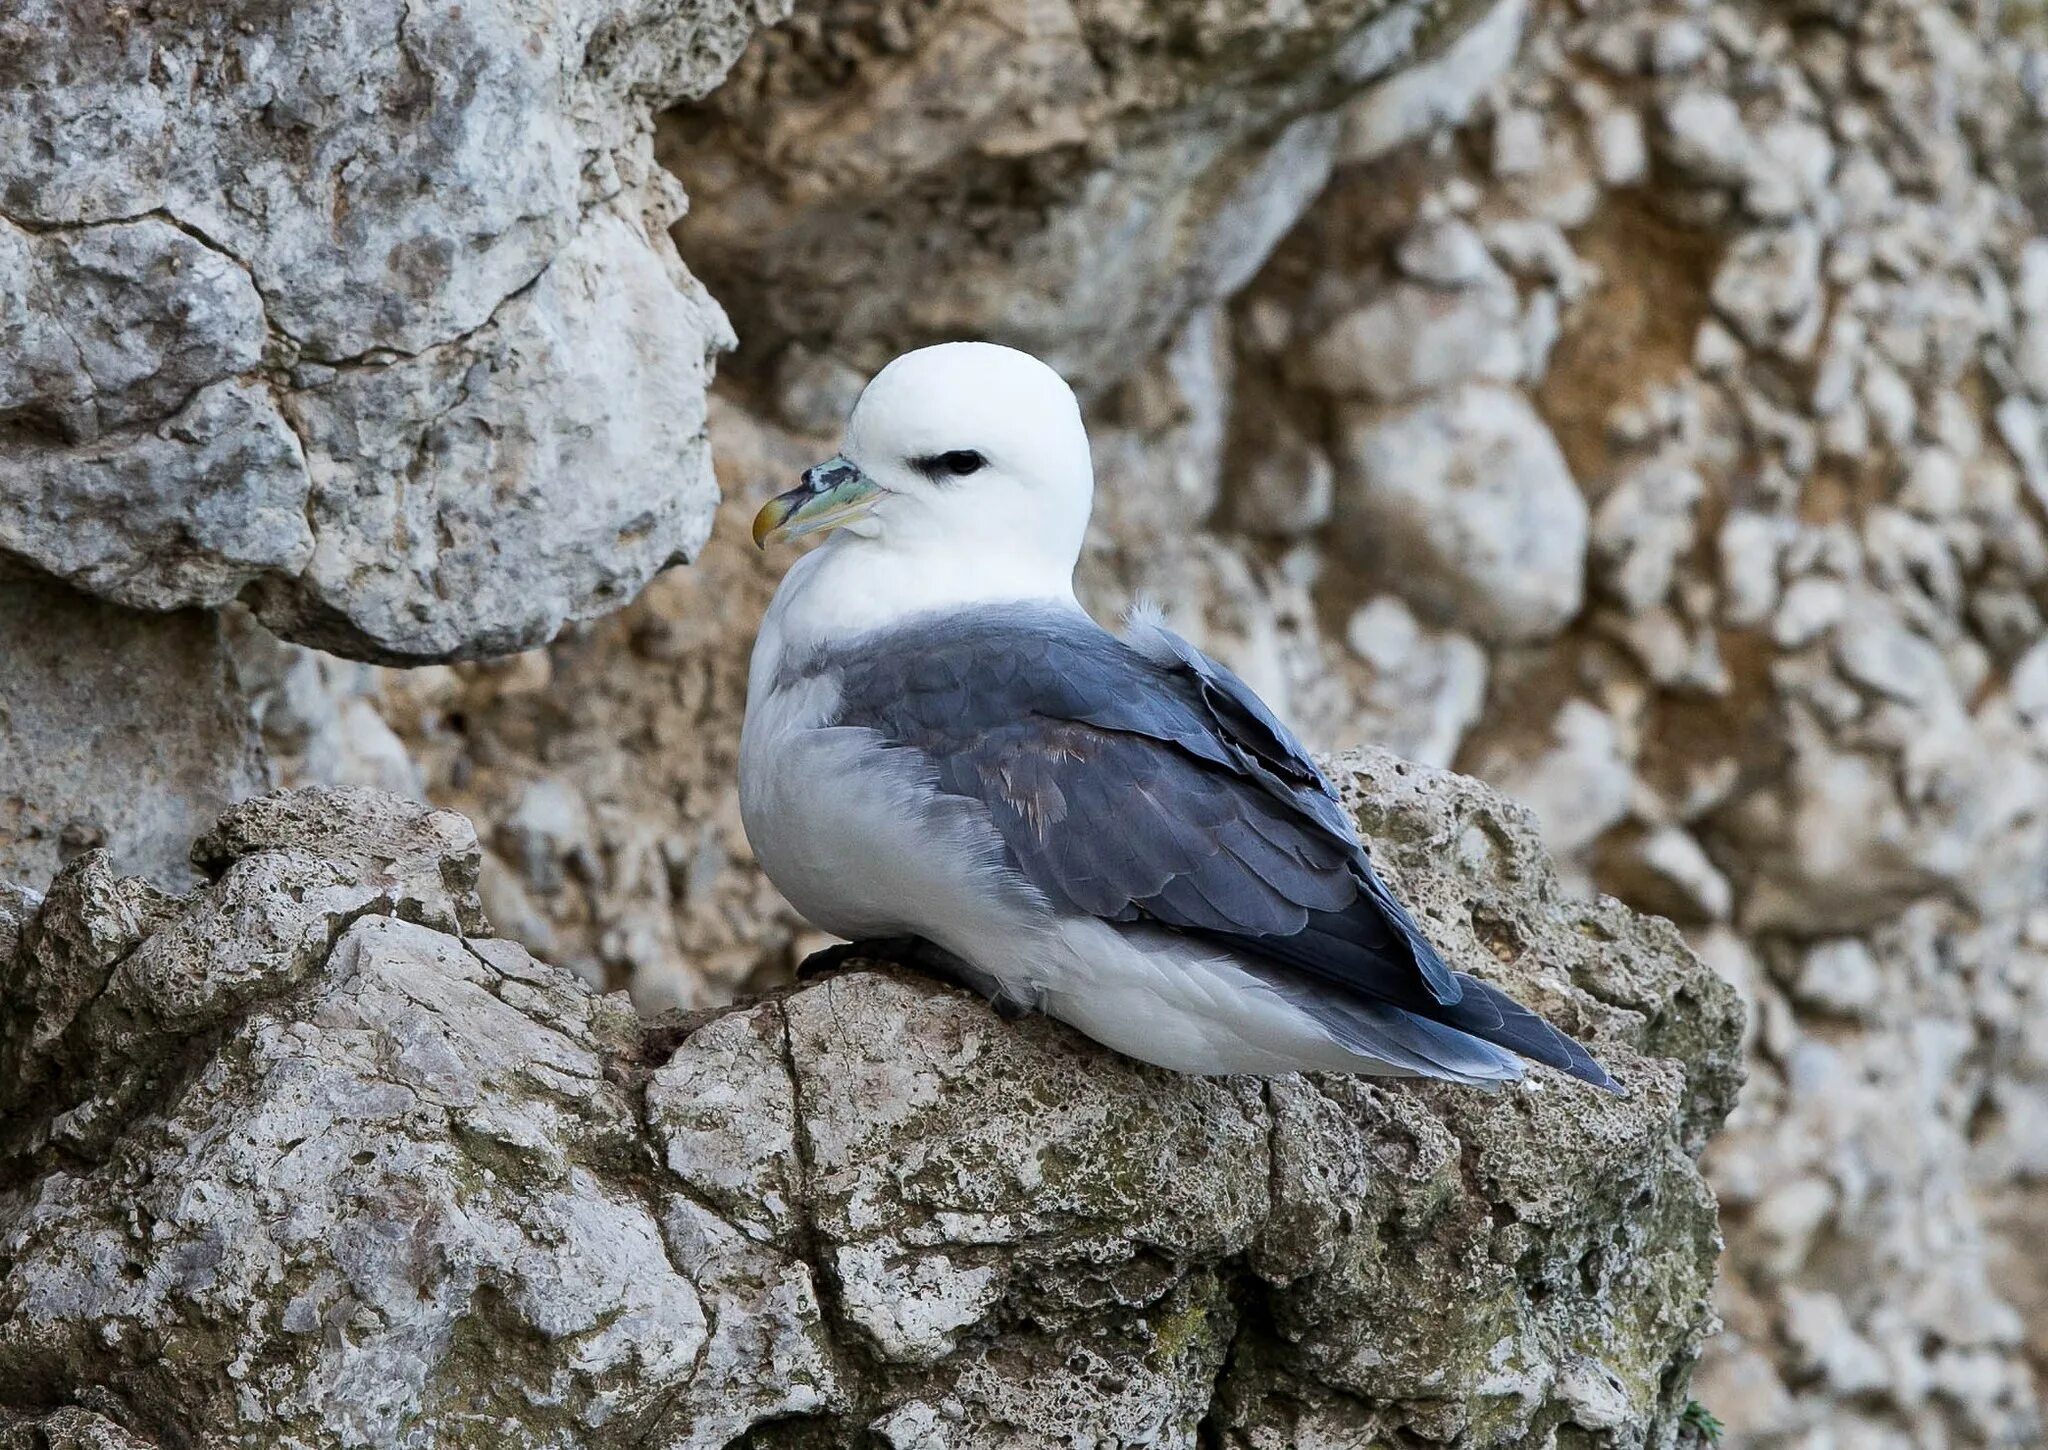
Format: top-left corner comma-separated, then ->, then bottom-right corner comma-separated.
740,673 -> 1035,949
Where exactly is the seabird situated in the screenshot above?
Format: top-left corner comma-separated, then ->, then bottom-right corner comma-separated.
741,342 -> 1616,1090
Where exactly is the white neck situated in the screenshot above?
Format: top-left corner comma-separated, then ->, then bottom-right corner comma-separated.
758,532 -> 1080,667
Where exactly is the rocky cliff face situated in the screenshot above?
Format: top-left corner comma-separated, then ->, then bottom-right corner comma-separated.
4,0 -> 2044,1443
0,766 -> 1739,1447
0,0 -> 762,663
224,1 -> 2048,1446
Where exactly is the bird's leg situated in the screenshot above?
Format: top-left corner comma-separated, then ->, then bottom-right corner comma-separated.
987,988 -> 1041,1022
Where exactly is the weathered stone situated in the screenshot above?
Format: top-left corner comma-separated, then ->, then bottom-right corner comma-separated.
1341,0 -> 1529,162
1592,462 -> 1706,615
1343,597 -> 1489,767
1772,576 -> 1847,650
0,765 -> 1737,1445
0,579 -> 267,893
1598,824 -> 1735,924
1592,105 -> 1650,187
1470,699 -> 1636,862
190,785 -> 488,936
1786,938 -> 1884,1020
204,0 -> 2048,1443
1334,385 -> 1588,644
1091,308 -> 1236,540
0,0 -> 770,661
1718,711 -> 2048,933
1298,272 -> 1521,401
0,882 -> 37,969
1,381 -> 312,615
0,850 -> 184,1133
1225,420 -> 1337,537
1659,90 -> 1750,183
252,211 -> 735,662
2014,638 -> 2048,726
0,1409 -> 155,1450
1710,223 -> 1823,359
0,216 -> 264,442
661,0 -> 1508,393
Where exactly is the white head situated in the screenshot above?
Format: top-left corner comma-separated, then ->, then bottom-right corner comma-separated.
753,343 -> 1096,619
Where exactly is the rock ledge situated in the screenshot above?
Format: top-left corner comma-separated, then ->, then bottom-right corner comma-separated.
0,757 -> 1740,1447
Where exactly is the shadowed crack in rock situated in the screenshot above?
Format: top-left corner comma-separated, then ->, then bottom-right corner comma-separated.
0,761 -> 1740,1446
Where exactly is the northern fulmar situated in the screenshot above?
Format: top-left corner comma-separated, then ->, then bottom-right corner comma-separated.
741,341 -> 1616,1091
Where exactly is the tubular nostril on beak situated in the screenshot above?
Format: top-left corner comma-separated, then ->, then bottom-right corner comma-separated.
802,457 -> 862,492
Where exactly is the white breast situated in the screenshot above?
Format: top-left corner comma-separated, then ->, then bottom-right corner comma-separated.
739,612 -> 1044,954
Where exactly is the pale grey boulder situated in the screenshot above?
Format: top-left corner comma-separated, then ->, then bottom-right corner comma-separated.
253,209 -> 737,661
0,0 -> 771,661
0,217 -> 269,442
1334,384 -> 1590,645
0,763 -> 1739,1445
2,381 -> 314,614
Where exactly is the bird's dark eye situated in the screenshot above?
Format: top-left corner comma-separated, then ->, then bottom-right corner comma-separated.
927,449 -> 986,478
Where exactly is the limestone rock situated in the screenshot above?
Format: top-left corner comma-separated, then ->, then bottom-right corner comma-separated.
0,0 -> 770,661
1598,824 -> 1735,925
1468,700 -> 1637,866
1226,418 -> 1337,538
1341,0 -> 1530,162
189,785 -> 488,936
224,615 -> 425,800
0,579 -> 268,893
0,765 -> 1739,1445
1343,596 -> 1489,768
1298,272 -> 1522,401
211,0 -> 2048,1442
1334,385 -> 1588,645
1710,223 -> 1823,360
1591,463 -> 1706,615
0,1409 -> 155,1450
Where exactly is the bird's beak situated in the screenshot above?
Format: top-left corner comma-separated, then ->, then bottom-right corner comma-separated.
752,456 -> 883,548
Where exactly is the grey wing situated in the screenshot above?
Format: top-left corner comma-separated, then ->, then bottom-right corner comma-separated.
1124,618 -> 1464,1004
827,608 -> 1615,1090
1114,624 -> 1616,1088
833,611 -> 1454,997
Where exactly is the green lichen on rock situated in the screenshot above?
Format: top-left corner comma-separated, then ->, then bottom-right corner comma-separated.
0,757 -> 1739,1446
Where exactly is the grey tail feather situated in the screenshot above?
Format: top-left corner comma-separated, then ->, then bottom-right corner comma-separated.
1295,990 -> 1526,1087
1291,970 -> 1623,1094
1433,972 -> 1623,1094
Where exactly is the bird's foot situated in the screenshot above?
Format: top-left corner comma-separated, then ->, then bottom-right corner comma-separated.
988,989 -> 1041,1022
896,941 -> 1038,1018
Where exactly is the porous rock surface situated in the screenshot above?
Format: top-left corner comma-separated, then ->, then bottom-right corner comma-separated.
0,0 -> 771,662
0,768 -> 1739,1447
87,0 -> 2048,1441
